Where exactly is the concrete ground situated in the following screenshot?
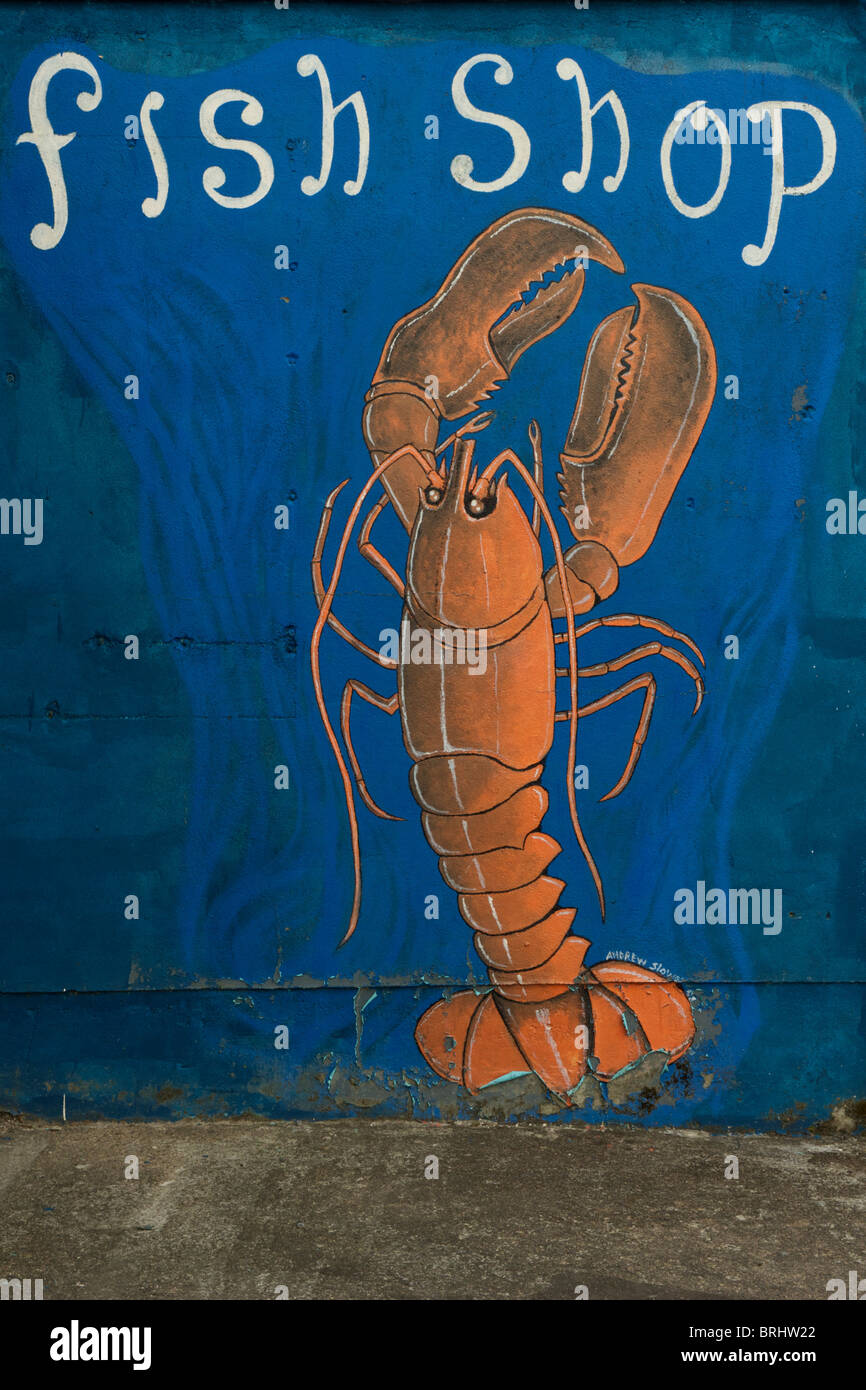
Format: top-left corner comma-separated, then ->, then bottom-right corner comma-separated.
0,1116 -> 863,1300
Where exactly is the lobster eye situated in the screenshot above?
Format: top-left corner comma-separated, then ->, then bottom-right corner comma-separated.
466,488 -> 494,518
425,485 -> 443,505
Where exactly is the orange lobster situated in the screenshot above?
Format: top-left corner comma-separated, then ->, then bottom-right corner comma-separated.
311,208 -> 716,1102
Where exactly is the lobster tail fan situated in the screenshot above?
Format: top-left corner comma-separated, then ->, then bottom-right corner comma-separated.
415,964 -> 695,1102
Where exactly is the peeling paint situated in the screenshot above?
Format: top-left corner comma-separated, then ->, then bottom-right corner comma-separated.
353,987 -> 377,1067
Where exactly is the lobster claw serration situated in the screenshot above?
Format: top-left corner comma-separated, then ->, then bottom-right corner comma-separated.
557,283 -> 717,568
363,208 -> 624,531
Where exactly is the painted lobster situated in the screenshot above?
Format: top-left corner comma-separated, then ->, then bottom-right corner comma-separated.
311,209 -> 716,1102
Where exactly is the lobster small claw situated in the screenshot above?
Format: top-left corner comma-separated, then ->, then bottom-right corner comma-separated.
363,207 -> 624,532
550,283 -> 717,606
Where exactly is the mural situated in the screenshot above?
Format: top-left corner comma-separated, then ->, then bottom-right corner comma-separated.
313,207 -> 715,1099
0,4 -> 864,1125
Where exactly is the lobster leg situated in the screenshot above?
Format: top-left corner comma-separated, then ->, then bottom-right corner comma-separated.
555,672 -> 656,801
312,445 -> 444,947
312,485 -> 396,667
358,494 -> 405,597
565,612 -> 705,665
556,640 -> 704,714
340,680 -> 403,821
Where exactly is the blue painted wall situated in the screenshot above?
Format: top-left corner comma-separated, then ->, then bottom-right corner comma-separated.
0,1 -> 863,1126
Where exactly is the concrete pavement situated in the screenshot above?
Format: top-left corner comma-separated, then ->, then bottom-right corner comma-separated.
1,1116 -> 863,1300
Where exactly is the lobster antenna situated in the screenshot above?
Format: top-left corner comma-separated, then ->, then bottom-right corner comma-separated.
489,432 -> 606,920
478,455 -> 504,485
435,409 -> 496,457
528,418 -> 542,538
311,445 -> 441,947
477,412 -> 533,494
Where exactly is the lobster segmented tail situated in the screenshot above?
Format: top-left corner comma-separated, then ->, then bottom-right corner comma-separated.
412,753 -> 597,1095
414,755 -> 586,998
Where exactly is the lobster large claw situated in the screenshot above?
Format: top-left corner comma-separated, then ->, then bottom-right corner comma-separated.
363,208 -> 624,531
547,284 -> 717,617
